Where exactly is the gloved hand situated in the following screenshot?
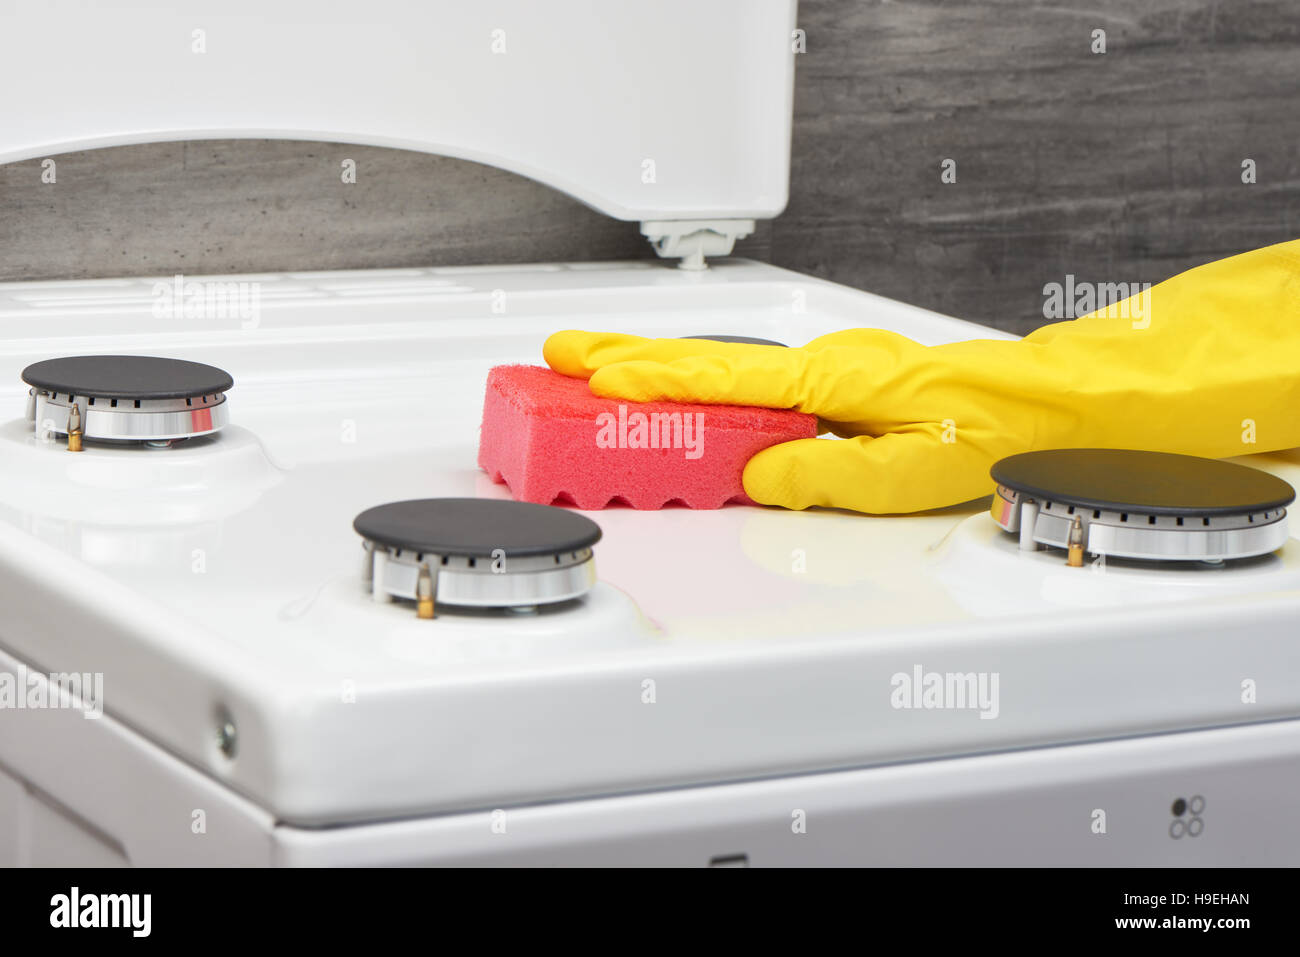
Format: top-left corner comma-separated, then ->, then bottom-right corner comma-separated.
544,239 -> 1300,514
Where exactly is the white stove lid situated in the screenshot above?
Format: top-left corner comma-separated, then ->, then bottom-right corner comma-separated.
3,262 -> 1300,826
0,0 -> 797,224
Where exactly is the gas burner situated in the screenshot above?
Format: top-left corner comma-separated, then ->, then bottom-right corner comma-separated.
991,449 -> 1295,564
354,498 -> 602,617
685,334 -> 788,347
22,355 -> 233,450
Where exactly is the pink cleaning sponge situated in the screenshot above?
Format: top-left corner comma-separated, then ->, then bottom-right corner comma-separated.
478,365 -> 817,509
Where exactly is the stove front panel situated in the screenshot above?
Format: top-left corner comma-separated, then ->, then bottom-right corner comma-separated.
5,638 -> 1295,867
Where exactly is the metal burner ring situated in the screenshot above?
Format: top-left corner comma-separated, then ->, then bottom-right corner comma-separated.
30,389 -> 229,442
362,541 -> 597,608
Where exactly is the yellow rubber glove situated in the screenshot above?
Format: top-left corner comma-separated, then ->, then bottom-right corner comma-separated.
544,239 -> 1300,514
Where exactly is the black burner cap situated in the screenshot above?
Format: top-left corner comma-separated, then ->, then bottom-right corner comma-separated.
21,355 -> 234,400
684,335 -> 788,347
991,449 -> 1296,517
354,498 -> 602,558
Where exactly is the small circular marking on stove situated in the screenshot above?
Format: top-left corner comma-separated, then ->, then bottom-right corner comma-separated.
215,711 -> 238,760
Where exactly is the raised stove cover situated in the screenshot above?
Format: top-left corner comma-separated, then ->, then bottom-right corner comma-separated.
991,448 -> 1296,563
22,354 -> 232,446
354,497 -> 602,615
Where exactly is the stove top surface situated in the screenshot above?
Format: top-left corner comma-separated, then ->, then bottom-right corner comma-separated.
2,260 -> 1299,825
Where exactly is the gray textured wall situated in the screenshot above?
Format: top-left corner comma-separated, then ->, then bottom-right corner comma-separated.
1,0 -> 1296,335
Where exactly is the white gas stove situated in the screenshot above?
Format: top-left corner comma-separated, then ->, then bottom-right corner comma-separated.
2,262 -> 1300,866
2,0 -> 1299,866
